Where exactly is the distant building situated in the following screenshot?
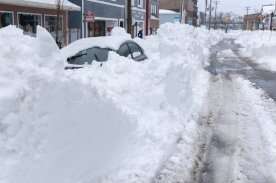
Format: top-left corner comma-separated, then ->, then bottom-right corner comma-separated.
243,13 -> 261,30
159,9 -> 180,24
132,0 -> 146,37
260,5 -> 275,30
0,0 -> 80,46
149,0 -> 160,34
159,0 -> 197,26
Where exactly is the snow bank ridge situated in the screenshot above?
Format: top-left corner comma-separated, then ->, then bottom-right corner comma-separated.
0,24 -> 224,183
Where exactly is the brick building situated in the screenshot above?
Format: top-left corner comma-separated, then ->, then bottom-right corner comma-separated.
149,0 -> 160,34
68,0 -> 149,40
0,0 -> 80,46
244,13 -> 261,30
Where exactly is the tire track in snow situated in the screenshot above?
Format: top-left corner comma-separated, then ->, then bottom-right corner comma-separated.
196,39 -> 276,183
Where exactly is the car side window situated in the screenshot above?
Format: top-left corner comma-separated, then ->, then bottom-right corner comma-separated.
67,50 -> 89,65
68,47 -> 109,65
88,47 -> 109,62
118,43 -> 131,57
127,42 -> 143,58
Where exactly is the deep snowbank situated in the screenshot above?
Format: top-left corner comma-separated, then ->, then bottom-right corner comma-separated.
0,24 -> 223,183
235,31 -> 276,71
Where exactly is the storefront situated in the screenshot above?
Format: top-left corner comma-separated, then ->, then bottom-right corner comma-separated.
0,0 -> 79,46
0,11 -> 13,27
86,18 -> 119,37
18,13 -> 42,35
132,8 -> 146,37
68,0 -> 124,39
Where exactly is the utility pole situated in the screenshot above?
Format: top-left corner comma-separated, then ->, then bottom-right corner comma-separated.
245,6 -> 250,30
193,0 -> 198,26
56,0 -> 64,48
275,0 -> 276,13
214,0 -> 219,29
180,0 -> 185,23
127,0 -> 132,35
205,0 -> 208,25
145,0 -> 150,36
208,0 -> 212,30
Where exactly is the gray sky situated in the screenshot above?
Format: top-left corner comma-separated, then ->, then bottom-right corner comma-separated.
198,0 -> 274,15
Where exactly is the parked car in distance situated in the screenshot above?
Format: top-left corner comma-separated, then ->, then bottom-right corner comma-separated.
61,37 -> 147,70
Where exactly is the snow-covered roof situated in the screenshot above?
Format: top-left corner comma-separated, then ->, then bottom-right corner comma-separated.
262,5 -> 275,15
159,9 -> 179,15
0,0 -> 80,11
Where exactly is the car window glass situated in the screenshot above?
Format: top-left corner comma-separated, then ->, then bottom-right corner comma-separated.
92,47 -> 109,62
67,50 -> 89,65
68,47 -> 109,65
128,42 -> 143,58
118,43 -> 131,57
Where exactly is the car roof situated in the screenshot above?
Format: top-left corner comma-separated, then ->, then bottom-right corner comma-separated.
61,36 -> 132,58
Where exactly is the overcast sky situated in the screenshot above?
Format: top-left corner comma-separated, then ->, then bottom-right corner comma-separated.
198,0 -> 275,15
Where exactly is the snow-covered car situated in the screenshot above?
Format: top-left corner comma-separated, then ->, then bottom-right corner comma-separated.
61,36 -> 147,69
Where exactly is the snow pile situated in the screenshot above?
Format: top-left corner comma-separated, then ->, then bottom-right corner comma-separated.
235,31 -> 276,71
0,24 -> 224,183
236,78 -> 276,181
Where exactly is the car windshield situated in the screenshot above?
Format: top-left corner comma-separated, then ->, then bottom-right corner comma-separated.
68,47 -> 109,65
128,42 -> 143,58
117,43 -> 131,57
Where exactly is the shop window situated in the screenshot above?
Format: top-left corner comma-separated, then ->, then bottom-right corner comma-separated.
0,12 -> 13,28
45,15 -> 63,44
88,21 -> 105,37
137,0 -> 143,8
18,13 -> 42,35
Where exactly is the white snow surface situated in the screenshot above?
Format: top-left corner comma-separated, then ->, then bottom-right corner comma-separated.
0,24 -> 224,183
235,31 -> 276,71
159,9 -> 179,14
61,27 -> 131,58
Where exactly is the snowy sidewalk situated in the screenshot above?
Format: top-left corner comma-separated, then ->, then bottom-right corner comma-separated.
197,39 -> 276,183
154,39 -> 276,183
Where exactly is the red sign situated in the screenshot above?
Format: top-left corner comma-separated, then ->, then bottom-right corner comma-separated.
85,11 -> 95,22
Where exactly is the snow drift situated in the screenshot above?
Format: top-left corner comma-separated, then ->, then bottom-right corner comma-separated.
235,31 -> 276,71
0,24 -> 223,183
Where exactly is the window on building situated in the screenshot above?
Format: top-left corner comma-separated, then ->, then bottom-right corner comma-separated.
0,12 -> 13,28
45,15 -> 63,43
138,0 -> 143,8
18,13 -> 42,35
151,4 -> 157,16
88,21 -> 106,37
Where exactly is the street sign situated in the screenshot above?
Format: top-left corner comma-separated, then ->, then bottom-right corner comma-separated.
85,11 -> 95,22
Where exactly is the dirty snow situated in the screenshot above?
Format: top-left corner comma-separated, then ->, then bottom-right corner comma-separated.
235,31 -> 276,71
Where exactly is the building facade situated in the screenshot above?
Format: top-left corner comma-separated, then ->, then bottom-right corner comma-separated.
68,0 -> 125,42
0,0 -> 79,46
132,0 -> 146,37
68,0 -> 149,41
244,13 -> 261,30
149,0 -> 159,34
159,9 -> 180,24
159,0 -> 197,26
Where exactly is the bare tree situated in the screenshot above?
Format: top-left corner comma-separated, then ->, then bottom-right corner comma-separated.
56,0 -> 65,48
